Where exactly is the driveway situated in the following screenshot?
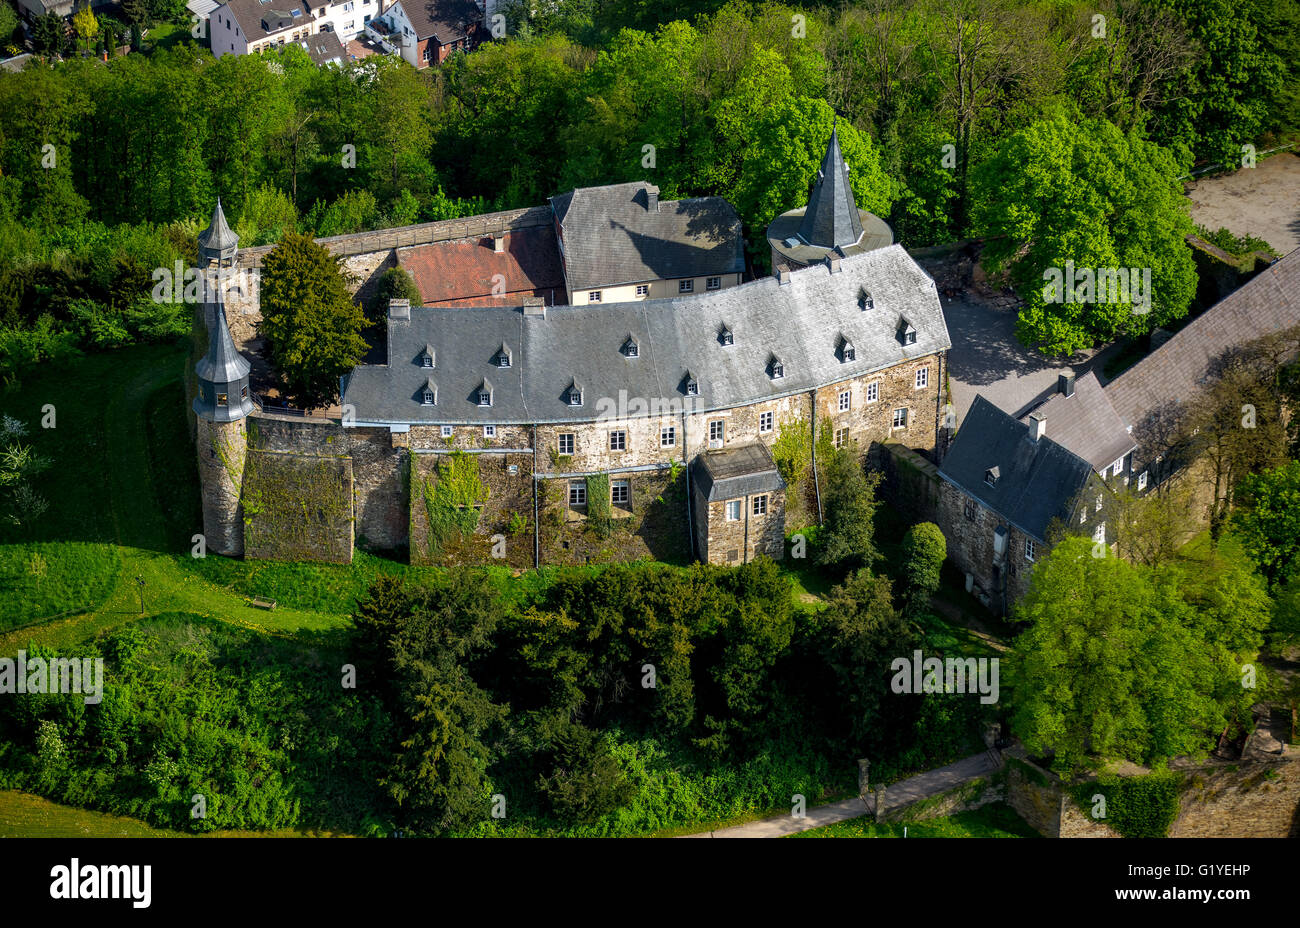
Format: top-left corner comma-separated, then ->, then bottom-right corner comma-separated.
1187,151 -> 1300,257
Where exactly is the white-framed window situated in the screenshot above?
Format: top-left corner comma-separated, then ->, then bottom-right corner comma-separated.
725,500 -> 741,521
1093,522 -> 1106,544
635,284 -> 648,297
568,481 -> 586,507
892,408 -> 907,429
915,367 -> 929,389
609,430 -> 626,451
557,433 -> 574,455
1111,457 -> 1124,477
441,425 -> 454,438
1137,470 -> 1148,491
478,389 -> 491,406
752,494 -> 768,516
1025,538 -> 1035,562
866,381 -> 879,403
660,426 -> 676,448
589,290 -> 602,303
709,419 -> 725,445
1095,494 -> 1103,512
758,411 -> 774,434
421,390 -> 434,405
706,276 -> 721,290
834,427 -> 848,449
611,480 -> 629,505
1079,508 -> 1087,525
483,425 -> 496,438
679,279 -> 694,293
342,1 -> 352,9
838,390 -> 851,412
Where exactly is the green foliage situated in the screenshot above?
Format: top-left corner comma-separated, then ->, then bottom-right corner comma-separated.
0,542 -> 121,630
771,417 -> 810,488
1196,225 -> 1279,259
793,803 -> 1038,838
1069,771 -> 1181,838
899,521 -> 946,616
585,472 -> 612,539
368,266 -> 422,321
259,232 -> 368,408
235,184 -> 297,246
1233,461 -> 1300,589
422,452 -> 490,558
814,447 -> 880,573
535,716 -> 635,823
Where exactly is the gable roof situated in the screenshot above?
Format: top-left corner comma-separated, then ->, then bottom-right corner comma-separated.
1106,248 -> 1300,429
939,394 -> 1094,542
799,122 -> 864,249
300,30 -> 345,66
342,243 -> 949,426
547,182 -> 744,293
397,228 -> 563,306
1018,371 -> 1135,473
392,0 -> 480,41
221,0 -> 313,41
692,443 -> 785,502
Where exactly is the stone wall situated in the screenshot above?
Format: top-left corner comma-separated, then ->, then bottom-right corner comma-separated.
538,465 -> 689,566
880,773 -> 1003,824
1169,761 -> 1300,838
242,449 -> 354,563
932,478 -> 1037,614
196,417 -> 247,558
695,484 -> 786,565
409,450 -> 535,568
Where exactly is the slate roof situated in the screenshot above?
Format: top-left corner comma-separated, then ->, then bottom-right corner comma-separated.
221,0 -> 312,41
342,243 -> 950,426
799,123 -> 863,249
1106,248 -> 1300,429
547,182 -> 744,293
300,30 -> 345,66
1018,371 -> 1135,473
394,0 -> 481,41
397,229 -> 564,306
692,443 -> 785,502
939,394 -> 1094,542
196,300 -> 251,386
198,199 -> 239,253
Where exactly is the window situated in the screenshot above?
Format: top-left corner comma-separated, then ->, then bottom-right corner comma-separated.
216,392 -> 228,406
1025,538 -> 1035,562
1093,522 -> 1106,545
422,355 -> 433,368
725,500 -> 741,522
838,390 -> 851,412
344,20 -> 354,30
685,376 -> 698,396
660,426 -> 676,448
609,430 -> 626,451
892,407 -> 907,429
611,480 -> 629,505
964,501 -> 976,522
1095,494 -> 1103,512
708,420 -> 725,445
622,337 -> 638,358
483,425 -> 496,438
478,390 -> 491,406
985,468 -> 998,487
1137,470 -> 1148,491
635,284 -> 648,297
834,427 -> 848,449
495,346 -> 511,368
241,386 -> 248,399
557,433 -> 574,455
915,367 -> 929,389
566,385 -> 583,406
706,276 -> 721,290
441,425 -> 454,438
589,291 -> 602,303
421,390 -> 434,406
568,482 -> 587,507
759,411 -> 773,434
720,327 -> 734,346
1079,508 -> 1087,525
1111,457 -> 1124,477
866,381 -> 879,404
679,279 -> 694,293
770,360 -> 784,380
752,495 -> 768,517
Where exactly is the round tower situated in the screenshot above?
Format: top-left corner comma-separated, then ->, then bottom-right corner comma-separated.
194,200 -> 252,558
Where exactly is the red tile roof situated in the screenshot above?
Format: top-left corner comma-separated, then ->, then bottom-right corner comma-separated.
397,228 -> 564,307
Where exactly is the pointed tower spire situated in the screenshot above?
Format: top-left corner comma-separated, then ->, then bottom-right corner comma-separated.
198,197 -> 240,268
194,287 -> 253,422
797,121 -> 864,250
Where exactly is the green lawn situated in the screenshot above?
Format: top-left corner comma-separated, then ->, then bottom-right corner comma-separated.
791,803 -> 1039,838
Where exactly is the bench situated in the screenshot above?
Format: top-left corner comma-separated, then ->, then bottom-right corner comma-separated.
250,598 -> 277,611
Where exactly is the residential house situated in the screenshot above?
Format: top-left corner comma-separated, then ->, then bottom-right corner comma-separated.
368,0 -> 482,69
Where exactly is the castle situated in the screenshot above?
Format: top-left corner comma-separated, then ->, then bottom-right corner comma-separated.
193,130 -> 952,567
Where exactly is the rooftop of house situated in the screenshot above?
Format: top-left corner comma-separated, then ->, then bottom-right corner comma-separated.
299,29 -> 346,66
1018,371 -> 1135,474
341,243 -> 949,426
397,228 -> 564,306
1105,247 -> 1300,430
392,0 -> 481,41
547,182 -> 745,293
221,0 -> 313,41
692,443 -> 785,502
939,394 -> 1094,543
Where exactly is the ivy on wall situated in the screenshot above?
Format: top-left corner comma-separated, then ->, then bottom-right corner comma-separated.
422,451 -> 490,557
1067,771 -> 1182,838
772,417 -> 810,488
241,451 -> 353,562
585,472 -> 612,539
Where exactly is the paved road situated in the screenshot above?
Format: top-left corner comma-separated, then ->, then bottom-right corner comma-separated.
682,750 -> 1000,838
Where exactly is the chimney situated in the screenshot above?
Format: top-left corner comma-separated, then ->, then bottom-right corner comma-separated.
775,264 -> 792,285
492,232 -> 505,253
1029,412 -> 1046,441
1058,373 -> 1075,397
645,185 -> 659,212
388,298 -> 410,322
523,296 -> 546,318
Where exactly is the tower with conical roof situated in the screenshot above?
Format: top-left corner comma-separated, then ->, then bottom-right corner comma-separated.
194,200 -> 251,558
766,120 -> 894,271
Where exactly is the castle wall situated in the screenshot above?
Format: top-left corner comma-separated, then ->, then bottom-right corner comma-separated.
196,417 -> 247,558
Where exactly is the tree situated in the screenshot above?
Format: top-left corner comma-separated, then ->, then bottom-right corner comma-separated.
31,12 -> 67,56
1233,461 -> 1300,590
72,4 -> 98,54
259,232 -> 368,408
368,267 -> 422,320
0,3 -> 20,47
815,445 -> 880,573
535,715 -> 634,823
971,115 -> 1197,355
899,521 -> 946,615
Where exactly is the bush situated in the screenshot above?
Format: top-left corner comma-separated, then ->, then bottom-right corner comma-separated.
1069,772 -> 1181,838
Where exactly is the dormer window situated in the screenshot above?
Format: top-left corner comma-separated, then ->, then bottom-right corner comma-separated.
858,287 -> 874,311
420,344 -> 435,368
565,380 -> 583,406
421,377 -> 437,406
477,379 -> 492,406
768,356 -> 785,380
897,317 -> 917,346
494,344 -> 511,368
840,337 -> 856,363
683,372 -> 698,396
985,466 -> 999,487
621,336 -> 639,358
719,326 -> 734,347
